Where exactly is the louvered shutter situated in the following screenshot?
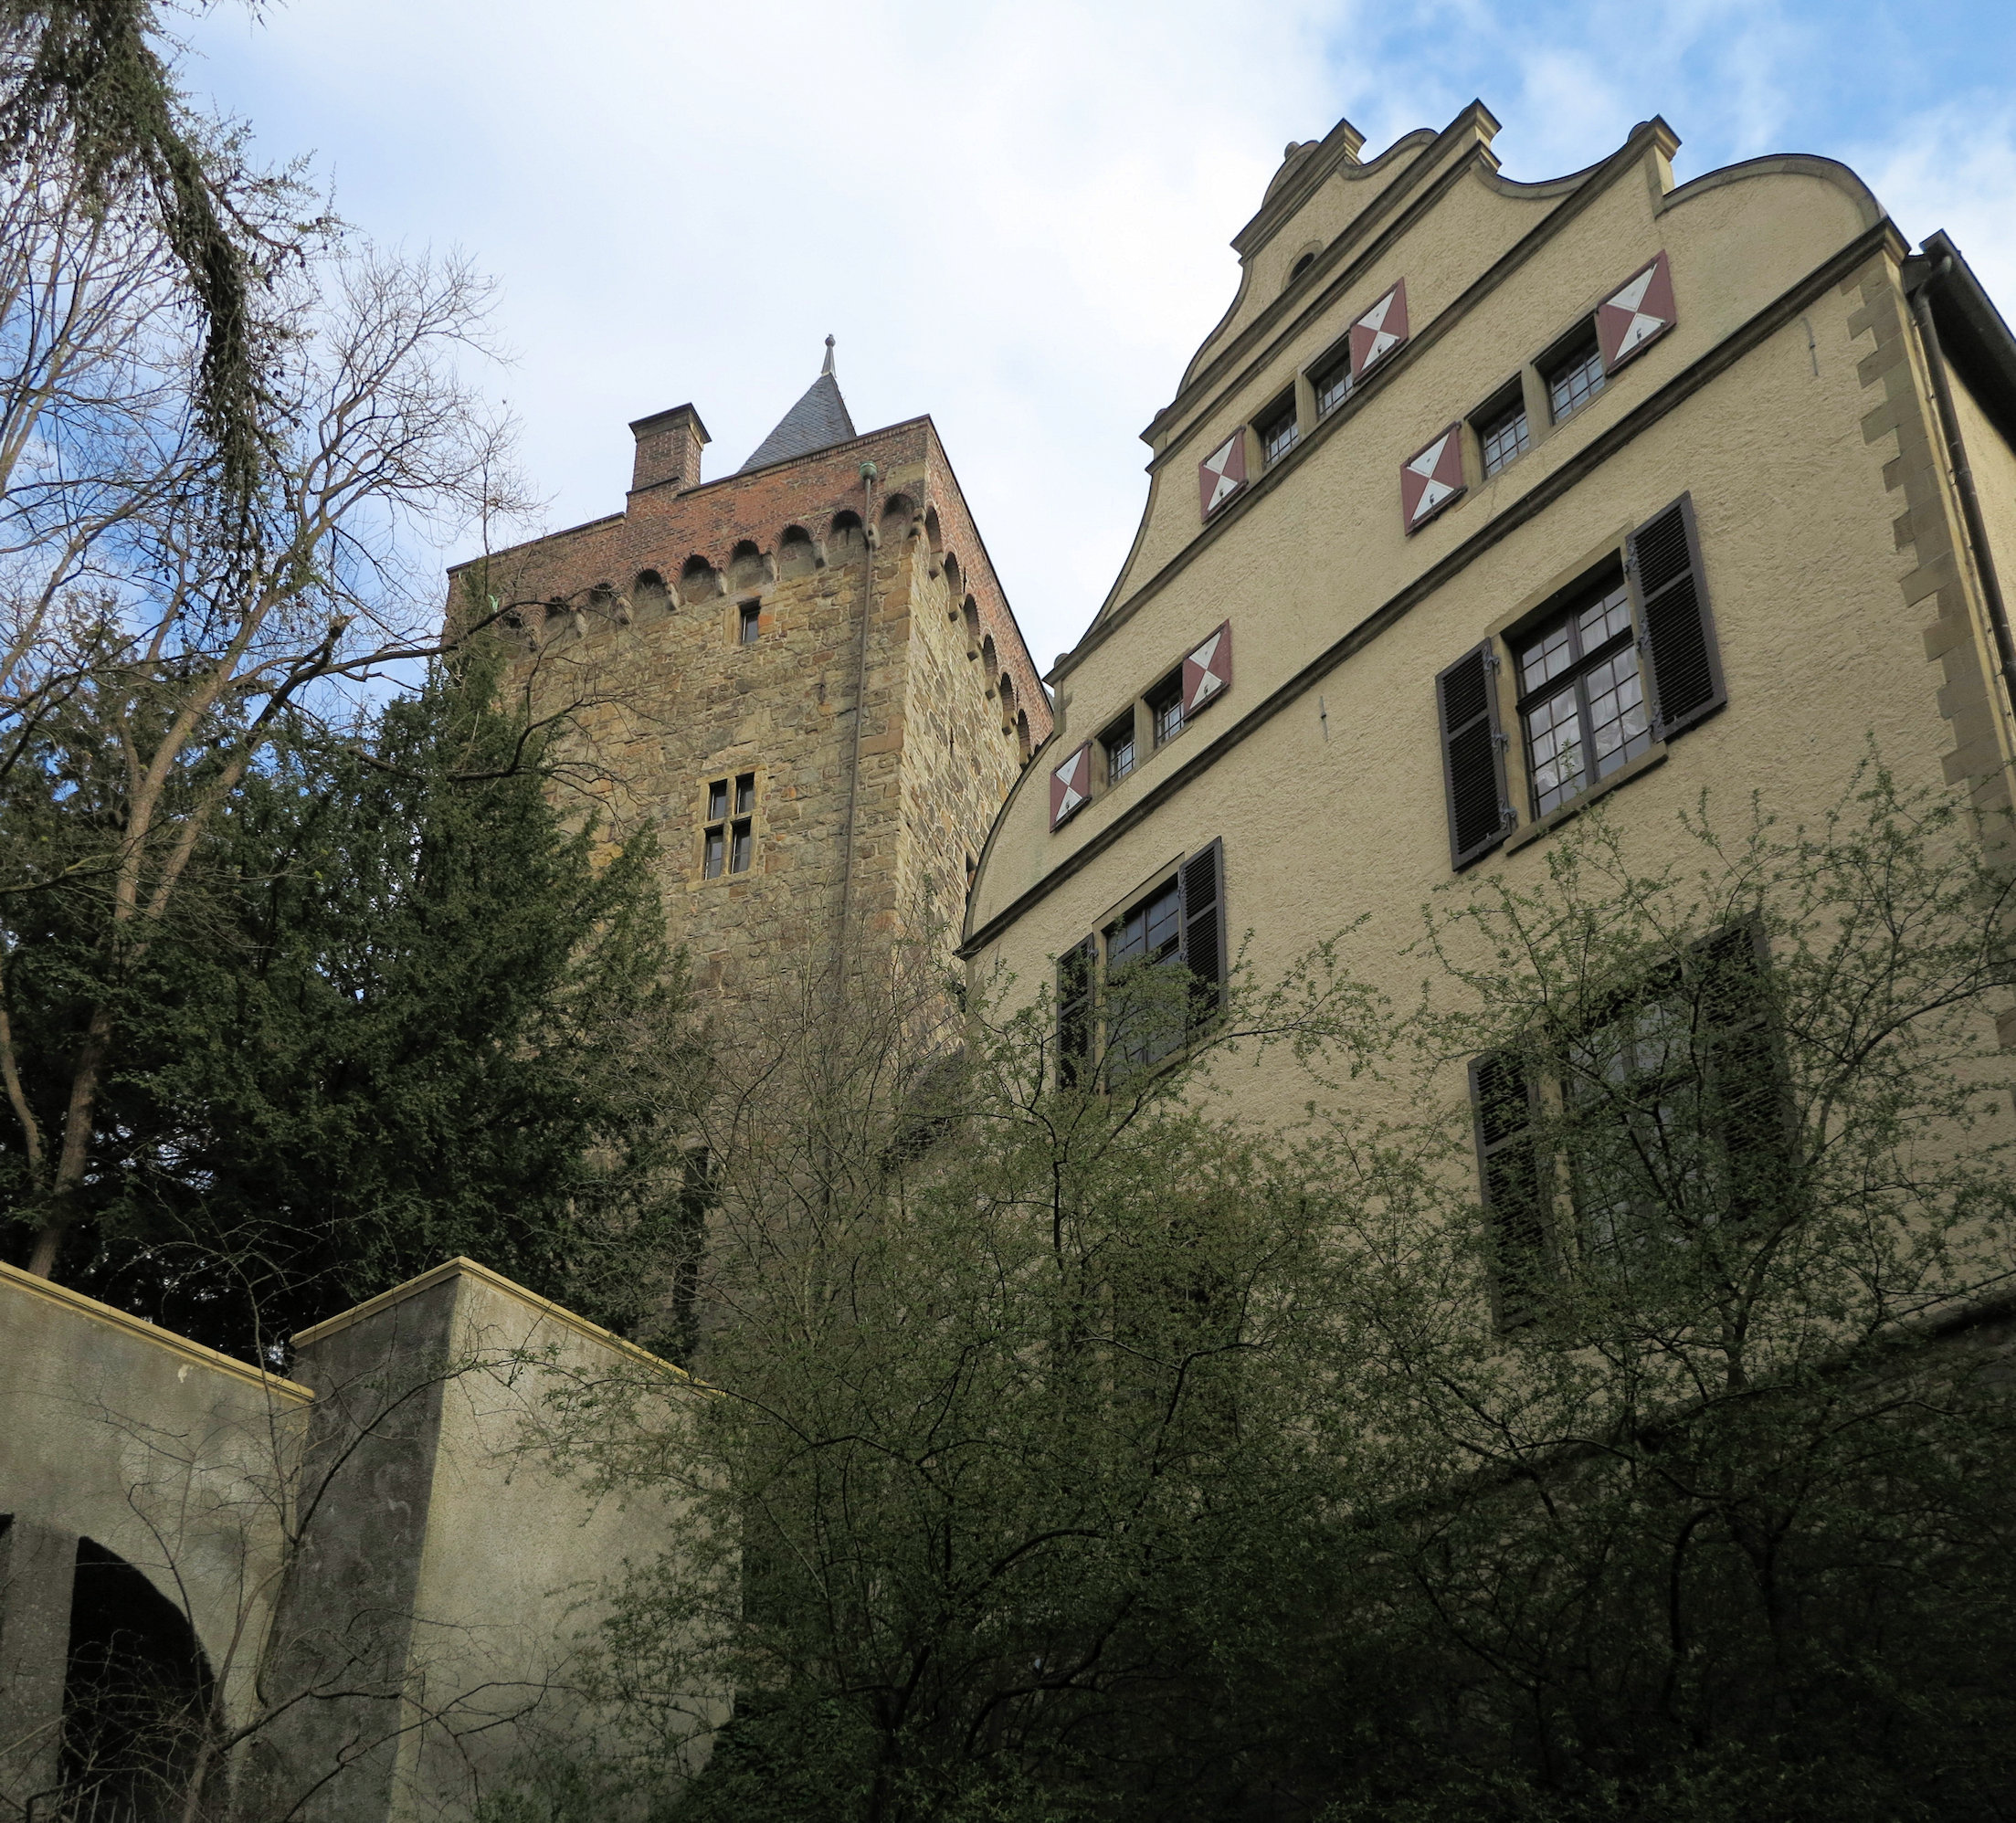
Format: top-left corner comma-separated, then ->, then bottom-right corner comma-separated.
1198,430 -> 1248,521
1470,1048 -> 1547,1327
1050,742 -> 1092,829
1401,423 -> 1465,532
1436,640 -> 1513,870
1348,279 -> 1409,380
1180,622 -> 1233,718
1628,494 -> 1724,740
1694,922 -> 1790,1226
1057,934 -> 1098,1090
1178,838 -> 1226,1024
1597,250 -> 1676,373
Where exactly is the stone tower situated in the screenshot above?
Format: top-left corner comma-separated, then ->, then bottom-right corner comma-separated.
452,342 -> 1050,989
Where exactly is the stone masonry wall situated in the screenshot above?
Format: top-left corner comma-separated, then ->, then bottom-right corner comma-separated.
448,417 -> 1048,994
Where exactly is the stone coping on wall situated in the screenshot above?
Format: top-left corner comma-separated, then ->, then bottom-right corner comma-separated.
290,1255 -> 688,1380
0,1259 -> 315,1403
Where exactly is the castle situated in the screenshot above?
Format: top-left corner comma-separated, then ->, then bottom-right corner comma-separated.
7,100 -> 2016,1822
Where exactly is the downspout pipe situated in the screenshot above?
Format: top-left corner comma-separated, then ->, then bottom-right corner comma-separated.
835,460 -> 877,952
1908,255 -> 2016,722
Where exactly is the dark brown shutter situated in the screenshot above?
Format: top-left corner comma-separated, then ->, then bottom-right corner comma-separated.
1437,640 -> 1513,870
1179,838 -> 1226,1023
1629,493 -> 1725,741
1057,934 -> 1097,1090
1693,922 -> 1789,1224
1470,1048 -> 1547,1326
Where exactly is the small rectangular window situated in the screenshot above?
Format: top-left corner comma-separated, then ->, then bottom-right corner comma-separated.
1256,390 -> 1298,468
1546,324 -> 1606,424
702,825 -> 725,879
1474,385 -> 1530,479
1101,713 -> 1137,786
1146,671 -> 1184,749
738,601 -> 760,645
1313,347 -> 1352,417
734,772 -> 755,815
706,778 -> 729,822
730,818 -> 753,873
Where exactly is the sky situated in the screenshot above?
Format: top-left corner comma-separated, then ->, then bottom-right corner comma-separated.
183,0 -> 2016,676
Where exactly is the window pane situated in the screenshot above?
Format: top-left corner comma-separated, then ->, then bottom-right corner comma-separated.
1577,581 -> 1632,649
1153,694 -> 1183,748
707,780 -> 728,821
1479,402 -> 1530,478
730,819 -> 752,873
1548,343 -> 1606,422
734,773 -> 755,815
1584,646 -> 1651,779
1316,362 -> 1351,416
1525,683 -> 1585,816
1519,620 -> 1574,695
1105,730 -> 1135,783
1261,414 -> 1299,466
739,603 -> 760,644
703,827 -> 724,879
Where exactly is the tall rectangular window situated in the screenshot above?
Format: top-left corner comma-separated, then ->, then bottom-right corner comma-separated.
1515,574 -> 1651,817
1102,712 -> 1137,786
738,601 -> 761,645
702,773 -> 757,877
1257,390 -> 1299,468
1314,347 -> 1352,417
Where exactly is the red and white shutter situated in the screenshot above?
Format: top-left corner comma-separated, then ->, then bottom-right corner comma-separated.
1198,430 -> 1248,521
1050,742 -> 1092,829
1348,279 -> 1409,381
1401,423 -> 1465,532
1180,621 -> 1233,718
1597,251 -> 1675,373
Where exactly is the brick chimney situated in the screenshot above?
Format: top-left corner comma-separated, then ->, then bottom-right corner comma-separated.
628,404 -> 710,495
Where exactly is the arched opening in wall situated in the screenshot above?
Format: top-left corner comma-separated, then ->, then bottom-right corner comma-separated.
924,505 -> 943,560
728,540 -> 765,592
679,555 -> 718,606
587,581 -> 617,623
941,551 -> 962,608
980,635 -> 998,681
632,569 -> 671,619
879,492 -> 914,543
829,511 -> 865,560
963,596 -> 981,655
998,674 -> 1016,732
542,596 -> 577,644
61,1538 -> 215,1818
1017,708 -> 1031,761
777,525 -> 817,579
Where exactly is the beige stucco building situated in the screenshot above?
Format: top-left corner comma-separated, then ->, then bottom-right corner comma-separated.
964,105 -> 2016,1140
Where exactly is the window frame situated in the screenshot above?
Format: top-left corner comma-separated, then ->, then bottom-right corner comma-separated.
1542,318 -> 1607,425
1508,564 -> 1653,822
1145,669 -> 1185,751
1312,342 -> 1353,418
737,599 -> 761,645
1100,710 -> 1139,788
702,771 -> 759,879
1472,378 -> 1532,479
1255,386 -> 1300,469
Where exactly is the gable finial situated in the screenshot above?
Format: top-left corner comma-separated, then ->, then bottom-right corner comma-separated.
822,334 -> 836,377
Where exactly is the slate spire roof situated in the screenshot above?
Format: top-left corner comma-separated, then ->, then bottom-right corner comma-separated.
739,336 -> 857,473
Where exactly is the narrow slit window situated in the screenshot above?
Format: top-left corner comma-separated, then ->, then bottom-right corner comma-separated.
738,601 -> 761,645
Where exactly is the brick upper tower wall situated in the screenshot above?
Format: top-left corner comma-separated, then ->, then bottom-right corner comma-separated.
447,412 -> 1050,989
